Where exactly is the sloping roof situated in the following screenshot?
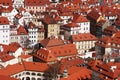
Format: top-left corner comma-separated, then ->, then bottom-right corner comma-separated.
47,44 -> 78,57
0,6 -> 14,13
0,52 -> 15,62
0,17 -> 9,25
40,37 -> 65,48
95,36 -> 112,48
0,61 -> 48,76
64,22 -> 79,28
34,44 -> 78,62
25,0 -> 50,6
103,26 -> 118,36
0,75 -> 19,80
0,0 -> 12,6
87,9 -> 100,21
73,14 -> 89,23
72,33 -> 97,42
43,15 -> 57,24
17,26 -> 28,35
34,48 -> 57,62
60,66 -> 92,80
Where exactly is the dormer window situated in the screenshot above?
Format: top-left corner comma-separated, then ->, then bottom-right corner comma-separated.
112,43 -> 115,47
108,43 -> 111,46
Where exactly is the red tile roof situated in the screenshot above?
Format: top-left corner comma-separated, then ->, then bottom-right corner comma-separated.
43,15 -> 57,24
72,33 -> 97,42
40,37 -> 65,48
87,9 -> 100,21
25,0 -> 50,6
34,48 -> 57,62
0,0 -> 12,6
59,56 -> 84,73
64,22 -> 79,28
19,54 -> 32,59
0,75 -> 19,80
18,7 -> 26,13
95,36 -> 112,48
0,61 -> 48,76
0,6 -> 14,13
0,17 -> 9,25
60,66 -> 92,80
27,22 -> 37,28
47,44 -> 78,57
103,26 -> 118,36
0,52 -> 15,62
34,44 -> 78,62
73,14 -> 89,23
17,26 -> 28,35
15,13 -> 23,19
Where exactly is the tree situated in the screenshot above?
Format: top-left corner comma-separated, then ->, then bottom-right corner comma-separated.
44,62 -> 61,80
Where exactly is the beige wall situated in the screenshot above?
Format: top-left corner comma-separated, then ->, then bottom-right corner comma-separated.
48,24 -> 60,37
74,40 -> 96,54
38,32 -> 44,41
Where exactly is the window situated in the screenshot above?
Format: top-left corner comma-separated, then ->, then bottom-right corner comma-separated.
22,77 -> 24,80
26,72 -> 30,75
37,73 -> 41,76
32,73 -> 36,75
37,78 -> 41,80
26,77 -> 30,80
31,77 -> 36,80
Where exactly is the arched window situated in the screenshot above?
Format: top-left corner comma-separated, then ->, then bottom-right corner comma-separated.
37,73 -> 41,76
31,77 -> 36,80
32,73 -> 36,75
37,78 -> 41,80
22,77 -> 24,80
26,77 -> 30,80
26,72 -> 30,75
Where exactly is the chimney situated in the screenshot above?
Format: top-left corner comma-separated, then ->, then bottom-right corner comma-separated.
0,46 -> 3,52
63,69 -> 68,78
110,66 -> 117,72
18,57 -> 23,64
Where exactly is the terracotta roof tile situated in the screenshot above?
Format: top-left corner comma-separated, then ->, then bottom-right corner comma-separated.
0,53 -> 15,62
0,0 -> 12,6
34,44 -> 78,62
40,37 -> 65,48
64,22 -> 79,28
1,6 -> 14,13
60,66 -> 92,80
73,14 -> 89,23
87,9 -> 100,21
47,44 -> 78,57
0,75 -> 19,80
0,17 -> 9,25
0,61 -> 48,76
25,0 -> 50,6
72,33 -> 97,42
17,26 -> 28,35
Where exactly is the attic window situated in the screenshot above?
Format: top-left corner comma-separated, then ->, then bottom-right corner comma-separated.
54,52 -> 56,54
59,51 -> 61,54
75,37 -> 77,39
64,50 -> 67,53
49,56 -> 52,58
69,50 -> 71,53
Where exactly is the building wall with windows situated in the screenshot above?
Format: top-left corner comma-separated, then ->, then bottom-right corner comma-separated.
47,24 -> 60,38
12,71 -> 46,80
0,24 -> 10,44
77,22 -> 90,33
28,28 -> 39,44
